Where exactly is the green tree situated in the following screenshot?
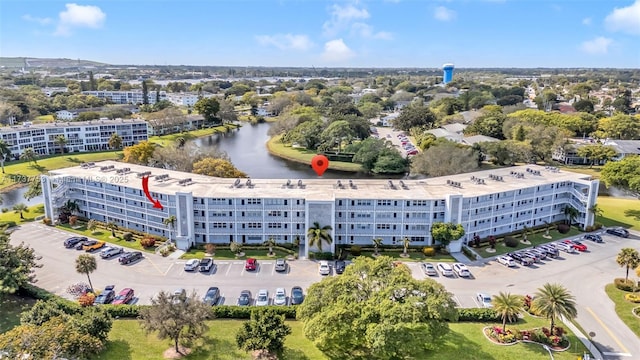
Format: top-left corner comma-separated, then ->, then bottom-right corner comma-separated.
595,114 -> 640,140
576,144 -> 617,167
123,141 -> 156,165
573,99 -> 594,113
23,178 -> 42,201
62,199 -> 80,214
372,237 -> 383,256
616,248 -> 640,282
0,234 -> 41,296
236,309 -> 292,355
392,103 -> 437,131
87,219 -> 98,233
139,290 -> 211,354
0,139 -> 11,173
106,221 -> 118,237
142,80 -> 149,105
54,135 -> 67,154
108,133 -> 123,149
430,222 -> 466,247
307,222 -> 333,252
283,119 -> 324,150
265,237 -> 276,255
563,205 -> 579,225
194,97 -> 221,124
75,254 -> 97,291
20,147 -> 38,164
163,215 -> 177,241
320,120 -> 355,152
411,142 -> 479,176
192,157 -> 247,178
359,102 -> 383,120
531,283 -> 577,334
492,292 -> 523,332
589,204 -> 603,224
12,203 -> 28,220
601,155 -> 640,197
298,256 -> 457,359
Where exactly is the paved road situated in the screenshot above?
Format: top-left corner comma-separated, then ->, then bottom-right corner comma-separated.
10,223 -> 640,359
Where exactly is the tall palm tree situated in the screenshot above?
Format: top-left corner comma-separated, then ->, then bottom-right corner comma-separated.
87,219 -> 98,234
616,248 -> 640,282
20,148 -> 38,165
75,254 -> 97,291
108,133 -> 123,149
54,135 -> 67,154
372,238 -> 383,256
531,283 -> 577,334
492,292 -> 523,332
589,204 -> 603,224
63,200 -> 80,214
13,203 -> 29,220
265,236 -> 276,255
0,139 -> 11,174
307,222 -> 333,252
563,206 -> 579,225
163,215 -> 177,241
402,237 -> 411,256
106,221 -> 118,237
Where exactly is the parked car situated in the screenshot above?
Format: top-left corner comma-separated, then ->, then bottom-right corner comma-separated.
522,251 -> 541,263
290,286 -> 304,305
452,263 -> 471,277
421,262 -> 438,276
273,288 -> 287,306
497,256 -> 517,267
529,248 -> 548,260
318,261 -> 331,275
554,242 -> 576,253
184,259 -> 200,272
112,288 -> 134,305
334,260 -> 346,274
537,244 -> 559,258
245,258 -> 257,271
437,263 -> 454,277
606,227 -> 629,238
82,240 -> 106,252
119,251 -> 143,265
172,288 -> 187,304
583,234 -> 604,243
94,285 -> 116,305
563,239 -> 587,252
237,290 -> 252,306
64,236 -> 87,248
199,258 -> 213,272
202,287 -> 220,306
476,293 -> 493,308
508,252 -> 533,266
275,258 -> 287,272
100,246 -> 124,259
75,239 -> 93,250
256,289 -> 269,306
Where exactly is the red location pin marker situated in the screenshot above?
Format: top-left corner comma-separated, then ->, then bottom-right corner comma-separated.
311,154 -> 329,176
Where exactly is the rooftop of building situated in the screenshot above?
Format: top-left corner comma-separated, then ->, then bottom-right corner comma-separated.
0,119 -> 148,133
49,161 -> 594,200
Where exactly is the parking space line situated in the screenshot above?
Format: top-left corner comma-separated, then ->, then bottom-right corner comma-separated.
163,263 -> 174,276
225,264 -> 233,276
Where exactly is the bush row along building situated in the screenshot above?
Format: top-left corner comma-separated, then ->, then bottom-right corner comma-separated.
42,161 -> 599,255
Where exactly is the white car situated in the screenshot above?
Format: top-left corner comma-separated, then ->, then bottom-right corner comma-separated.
452,263 -> 471,277
318,261 -> 331,276
554,242 -> 576,253
256,289 -> 269,306
184,259 -> 200,272
100,246 -> 123,259
273,288 -> 287,306
498,256 -> 517,267
437,263 -> 454,277
476,293 -> 493,308
421,262 -> 438,276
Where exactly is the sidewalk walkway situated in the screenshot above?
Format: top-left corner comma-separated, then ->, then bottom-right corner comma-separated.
168,249 -> 185,259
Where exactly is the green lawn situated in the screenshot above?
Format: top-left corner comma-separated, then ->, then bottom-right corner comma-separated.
0,204 -> 45,223
604,283 -> 640,338
56,224 -> 156,253
34,115 -> 54,123
148,124 -> 239,147
181,248 -> 293,260
596,196 -> 640,231
558,165 -> 603,179
0,151 -> 122,191
475,227 -> 583,258
0,295 -> 35,333
266,135 -> 364,172
348,251 -> 456,262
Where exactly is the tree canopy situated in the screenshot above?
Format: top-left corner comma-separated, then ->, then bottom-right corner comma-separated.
430,222 -> 465,247
392,103 -> 437,131
411,142 -> 480,176
192,157 -> 247,178
601,155 -> 640,197
194,97 -> 221,124
0,234 -> 41,297
123,141 -> 156,165
236,309 -> 292,355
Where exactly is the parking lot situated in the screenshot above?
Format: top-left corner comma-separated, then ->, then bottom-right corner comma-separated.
372,126 -> 418,157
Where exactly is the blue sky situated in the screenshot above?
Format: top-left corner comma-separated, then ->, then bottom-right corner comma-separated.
1,0 -> 639,68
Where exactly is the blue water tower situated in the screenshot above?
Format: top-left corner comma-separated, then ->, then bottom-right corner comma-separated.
442,63 -> 455,84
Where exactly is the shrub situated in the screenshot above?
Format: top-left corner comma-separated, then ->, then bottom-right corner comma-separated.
350,245 -> 362,256
160,247 -> 170,257
122,232 -> 134,242
0,221 -> 17,228
204,243 -> 216,254
311,252 -> 334,260
456,308 -> 499,322
625,293 -> 640,303
461,246 -> 477,260
585,225 -> 594,232
614,278 -> 637,292
212,305 -> 297,319
68,216 -> 78,226
557,224 -> 570,234
422,247 -> 436,256
504,236 -> 519,248
140,237 -> 156,248
42,217 -> 52,225
553,326 -> 565,337
1,208 -> 7,213
594,222 -> 603,230
78,293 -> 95,307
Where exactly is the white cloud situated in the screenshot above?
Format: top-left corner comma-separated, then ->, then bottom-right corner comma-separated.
55,3 -> 106,36
22,14 -> 53,25
434,6 -> 456,21
256,34 -> 313,51
604,0 -> 640,35
351,23 -> 393,40
580,36 -> 613,54
321,39 -> 355,62
323,4 -> 370,36
582,17 -> 592,25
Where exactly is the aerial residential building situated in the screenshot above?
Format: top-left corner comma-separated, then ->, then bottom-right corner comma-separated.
55,110 -> 78,121
166,93 -> 199,107
0,119 -> 148,157
42,162 -> 598,255
82,90 -> 168,105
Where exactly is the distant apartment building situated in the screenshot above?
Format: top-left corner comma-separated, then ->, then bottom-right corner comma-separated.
82,90 -> 167,105
42,162 -> 598,254
553,139 -> 640,165
55,110 -> 78,121
0,119 -> 148,157
167,93 -> 199,107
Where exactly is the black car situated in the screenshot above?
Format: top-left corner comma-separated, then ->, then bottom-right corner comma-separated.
606,228 -> 629,238
64,236 -> 87,248
335,260 -> 346,274
200,258 -> 214,272
290,286 -> 304,305
237,290 -> 252,306
119,251 -> 143,265
75,239 -> 94,250
202,287 -> 220,306
508,252 -> 533,266
94,285 -> 116,305
583,234 -> 604,243
537,245 -> 559,258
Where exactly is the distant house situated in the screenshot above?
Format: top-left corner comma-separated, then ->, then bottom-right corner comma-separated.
552,139 -> 640,165
394,101 -> 411,111
55,110 -> 77,120
461,135 -> 500,146
553,103 -> 577,114
380,112 -> 399,127
441,123 -> 467,135
425,128 -> 463,142
603,140 -> 640,160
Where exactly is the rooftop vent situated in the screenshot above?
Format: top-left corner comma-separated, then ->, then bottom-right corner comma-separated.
387,180 -> 396,190
447,180 -> 462,188
115,167 -> 131,175
233,178 -> 241,188
399,180 -> 408,190
336,180 -> 344,189
349,179 -> 357,189
177,178 -> 192,186
283,179 -> 293,189
154,174 -> 169,181
246,179 -> 254,188
100,165 -> 115,172
80,162 -> 95,169
470,176 -> 485,185
544,166 -> 560,173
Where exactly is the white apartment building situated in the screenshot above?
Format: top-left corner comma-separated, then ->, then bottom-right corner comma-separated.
167,93 -> 199,107
0,119 -> 148,157
55,110 -> 78,121
42,162 -> 599,255
82,91 -> 168,105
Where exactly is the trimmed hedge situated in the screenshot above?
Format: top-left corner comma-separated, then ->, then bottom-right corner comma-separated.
456,308 -> 500,322
614,278 -> 638,292
0,221 -> 17,228
504,236 -> 519,248
461,246 -> 477,261
212,305 -> 297,319
557,224 -> 570,234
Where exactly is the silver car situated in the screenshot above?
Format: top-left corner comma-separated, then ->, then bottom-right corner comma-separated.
421,262 -> 438,276
256,289 -> 269,306
275,258 -> 287,272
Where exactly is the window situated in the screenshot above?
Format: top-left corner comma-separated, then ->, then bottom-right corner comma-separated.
247,223 -> 262,229
412,200 -> 428,206
376,224 -> 391,230
212,223 -> 227,228
356,200 -> 372,206
267,210 -> 282,217
356,212 -> 372,218
247,198 -> 261,205
267,223 -> 282,229
377,200 -> 392,206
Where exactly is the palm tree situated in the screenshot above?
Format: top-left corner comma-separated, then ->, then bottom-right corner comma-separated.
87,219 -> 98,234
563,206 -> 579,225
372,238 -> 383,256
54,135 -> 67,154
75,254 -> 97,291
163,215 -> 177,241
63,200 -> 80,214
589,204 -> 603,224
492,292 -> 523,332
616,248 -> 640,282
20,148 -> 38,165
265,236 -> 276,255
307,222 -> 333,252
106,221 -> 118,237
108,133 -> 123,149
402,237 -> 411,257
13,203 -> 29,220
531,283 -> 577,334
0,139 -> 11,174
176,137 -> 186,148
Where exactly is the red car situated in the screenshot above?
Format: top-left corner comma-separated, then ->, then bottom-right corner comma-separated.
245,258 -> 257,271
112,288 -> 134,305
563,240 -> 588,252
